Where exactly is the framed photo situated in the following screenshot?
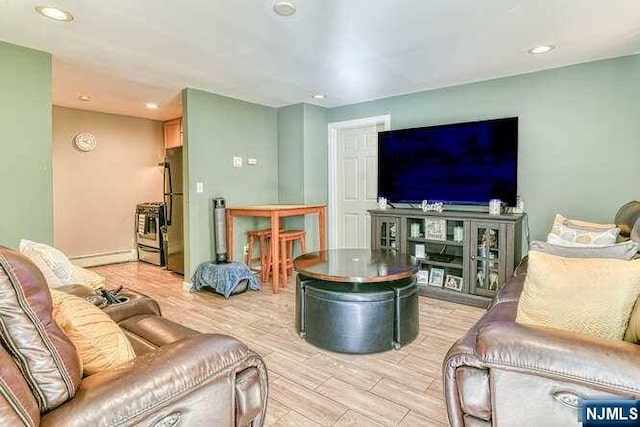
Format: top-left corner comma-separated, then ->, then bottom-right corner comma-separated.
424,218 -> 447,241
414,244 -> 426,259
428,267 -> 445,287
416,270 -> 429,285
444,274 -> 463,292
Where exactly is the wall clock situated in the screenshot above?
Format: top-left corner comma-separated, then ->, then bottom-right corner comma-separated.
73,132 -> 98,152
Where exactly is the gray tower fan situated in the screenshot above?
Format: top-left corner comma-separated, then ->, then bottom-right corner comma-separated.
213,197 -> 228,263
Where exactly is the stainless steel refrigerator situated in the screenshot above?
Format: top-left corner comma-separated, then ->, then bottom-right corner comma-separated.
163,147 -> 184,274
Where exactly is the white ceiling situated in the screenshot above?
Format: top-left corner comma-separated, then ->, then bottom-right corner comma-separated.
1,0 -> 639,121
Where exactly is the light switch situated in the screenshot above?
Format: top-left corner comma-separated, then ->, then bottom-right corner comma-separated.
233,156 -> 242,168
247,158 -> 258,166
196,182 -> 203,193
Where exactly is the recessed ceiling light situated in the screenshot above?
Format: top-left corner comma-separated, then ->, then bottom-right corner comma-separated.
273,1 -> 296,16
78,95 -> 91,102
527,44 -> 555,55
311,94 -> 326,99
35,6 -> 74,22
145,102 -> 159,109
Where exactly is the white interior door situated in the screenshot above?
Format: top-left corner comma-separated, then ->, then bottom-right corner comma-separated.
335,124 -> 383,248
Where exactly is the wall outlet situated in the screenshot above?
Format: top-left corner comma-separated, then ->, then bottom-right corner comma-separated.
233,156 -> 242,168
196,182 -> 203,193
243,244 -> 249,255
247,158 -> 258,166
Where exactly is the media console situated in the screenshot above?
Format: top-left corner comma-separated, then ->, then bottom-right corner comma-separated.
369,209 -> 524,308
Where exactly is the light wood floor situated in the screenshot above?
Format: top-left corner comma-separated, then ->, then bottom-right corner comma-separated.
91,262 -> 484,427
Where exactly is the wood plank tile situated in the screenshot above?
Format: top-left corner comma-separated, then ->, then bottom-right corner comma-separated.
330,353 -> 435,392
230,325 -> 319,362
267,370 -> 282,384
251,317 -> 300,340
398,354 -> 443,378
270,378 -> 347,426
399,411 -> 446,427
404,339 -> 455,365
316,378 -> 408,426
264,398 -> 290,426
272,410 -> 321,427
305,353 -> 382,391
370,378 -> 448,424
426,378 -> 444,400
263,352 -> 331,390
333,410 -> 384,427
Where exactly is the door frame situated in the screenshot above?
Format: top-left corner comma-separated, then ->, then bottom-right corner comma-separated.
327,114 -> 391,249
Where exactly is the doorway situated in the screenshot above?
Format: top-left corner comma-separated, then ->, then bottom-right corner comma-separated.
328,115 -> 391,249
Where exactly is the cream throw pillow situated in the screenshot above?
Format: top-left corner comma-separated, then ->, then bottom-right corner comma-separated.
19,247 -> 65,288
51,290 -> 135,376
20,239 -> 84,286
516,251 -> 640,340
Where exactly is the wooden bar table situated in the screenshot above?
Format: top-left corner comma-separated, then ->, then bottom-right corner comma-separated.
225,204 -> 326,293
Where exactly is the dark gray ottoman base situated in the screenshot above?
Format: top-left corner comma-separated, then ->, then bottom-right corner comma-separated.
296,275 -> 419,354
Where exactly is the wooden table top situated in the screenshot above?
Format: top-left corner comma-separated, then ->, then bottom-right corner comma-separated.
227,204 -> 325,211
294,249 -> 419,283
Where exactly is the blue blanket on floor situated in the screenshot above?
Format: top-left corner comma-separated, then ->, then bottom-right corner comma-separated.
190,261 -> 261,299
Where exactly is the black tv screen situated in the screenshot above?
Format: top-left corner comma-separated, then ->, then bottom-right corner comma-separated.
378,117 -> 518,205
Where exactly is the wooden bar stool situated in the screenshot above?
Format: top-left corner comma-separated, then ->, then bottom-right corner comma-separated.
265,230 -> 306,286
245,229 -> 272,283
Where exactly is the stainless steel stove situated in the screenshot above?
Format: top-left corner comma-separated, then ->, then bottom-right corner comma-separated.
136,202 -> 166,266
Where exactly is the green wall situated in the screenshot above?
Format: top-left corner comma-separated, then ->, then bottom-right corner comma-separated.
302,104 -> 328,250
328,54 -> 640,242
183,89 -> 279,277
276,103 -> 328,251
278,104 -> 305,203
0,41 -> 52,249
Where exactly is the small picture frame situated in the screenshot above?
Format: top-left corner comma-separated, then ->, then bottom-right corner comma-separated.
414,244 -> 426,259
416,270 -> 429,285
444,274 -> 463,292
424,218 -> 447,241
428,267 -> 445,287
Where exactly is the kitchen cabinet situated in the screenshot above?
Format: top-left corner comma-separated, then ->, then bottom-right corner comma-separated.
164,118 -> 182,149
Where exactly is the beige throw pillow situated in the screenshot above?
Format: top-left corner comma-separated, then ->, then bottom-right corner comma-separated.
553,214 -> 616,231
549,214 -> 619,245
516,251 -> 640,340
72,265 -> 106,290
51,290 -> 135,376
625,298 -> 640,343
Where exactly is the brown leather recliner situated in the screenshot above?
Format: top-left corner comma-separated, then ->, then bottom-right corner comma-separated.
443,258 -> 640,427
0,247 -> 268,426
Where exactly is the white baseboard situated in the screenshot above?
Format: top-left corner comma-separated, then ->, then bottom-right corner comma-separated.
70,250 -> 137,267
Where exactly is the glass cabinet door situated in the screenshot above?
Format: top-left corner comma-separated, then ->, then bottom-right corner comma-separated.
376,217 -> 399,250
470,223 -> 506,297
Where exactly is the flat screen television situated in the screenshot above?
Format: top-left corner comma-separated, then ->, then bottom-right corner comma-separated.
377,117 -> 518,205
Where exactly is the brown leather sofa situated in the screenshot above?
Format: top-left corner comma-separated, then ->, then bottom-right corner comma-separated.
0,247 -> 268,426
443,258 -> 640,427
